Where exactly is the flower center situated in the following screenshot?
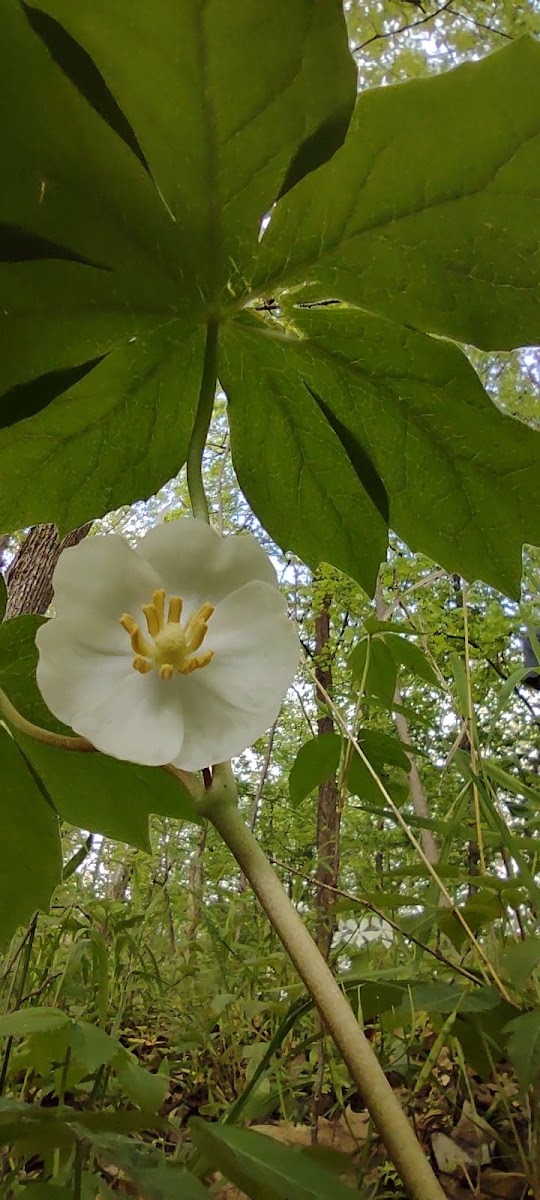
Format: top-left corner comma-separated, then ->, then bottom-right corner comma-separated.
120,590 -> 214,681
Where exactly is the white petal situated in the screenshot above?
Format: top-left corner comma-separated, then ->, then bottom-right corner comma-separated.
51,535 -> 162,643
36,617 -> 185,765
71,670 -> 185,766
137,518 -> 277,610
170,581 -> 299,771
202,581 -> 300,713
37,618 -> 134,727
171,672 -> 283,771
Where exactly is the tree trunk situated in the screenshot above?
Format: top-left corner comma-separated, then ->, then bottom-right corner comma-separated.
313,590 -> 341,960
5,523 -> 92,619
312,587 -> 342,1137
184,825 -> 207,959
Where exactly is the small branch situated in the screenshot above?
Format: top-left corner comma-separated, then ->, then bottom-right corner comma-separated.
249,721 -> 278,834
356,0 -> 454,52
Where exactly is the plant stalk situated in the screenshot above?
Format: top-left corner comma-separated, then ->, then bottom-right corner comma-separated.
187,319 -> 219,523
203,769 -> 445,1200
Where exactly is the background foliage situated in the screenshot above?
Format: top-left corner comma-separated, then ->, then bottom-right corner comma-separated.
1,0 -> 540,1197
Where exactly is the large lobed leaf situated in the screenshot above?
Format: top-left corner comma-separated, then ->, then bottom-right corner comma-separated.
0,5 -> 539,596
254,36 -> 540,351
0,0 -> 355,533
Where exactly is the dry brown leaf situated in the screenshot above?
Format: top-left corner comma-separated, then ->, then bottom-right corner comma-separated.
480,1168 -> 529,1200
432,1130 -> 488,1175
454,1099 -> 495,1150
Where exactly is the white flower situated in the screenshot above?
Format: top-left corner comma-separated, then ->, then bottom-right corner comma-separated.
36,519 -> 299,771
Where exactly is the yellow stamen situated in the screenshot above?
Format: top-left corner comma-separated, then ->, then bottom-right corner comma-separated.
120,614 -> 152,659
133,655 -> 153,674
185,603 -> 215,652
142,603 -> 160,638
168,596 -> 183,623
120,613 -> 137,636
132,627 -> 153,658
153,589 -> 166,629
199,603 -> 215,623
120,594 -> 214,681
179,650 -> 214,675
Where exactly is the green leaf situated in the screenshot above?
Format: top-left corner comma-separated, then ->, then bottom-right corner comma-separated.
12,1024 -> 70,1075
0,1007 -> 69,1039
0,728 -> 62,948
0,327 -> 205,535
408,983 -> 499,1016
27,0 -> 355,300
68,1021 -> 121,1073
289,733 -> 341,807
254,36 -> 540,351
501,938 -> 540,991
505,1008 -> 540,1091
16,733 -> 200,851
363,617 -> 421,636
454,1000 -> 520,1079
78,1131 -> 209,1200
16,1187 -> 73,1200
115,1051 -> 168,1112
221,320 -> 388,594
0,0 -> 355,532
0,615 -> 62,733
482,761 -> 540,806
255,305 -> 540,599
450,653 -> 470,719
356,981 -> 406,1022
386,636 -> 441,689
346,754 -> 402,809
349,637 -> 397,708
354,729 -> 412,774
190,1120 -> 361,1200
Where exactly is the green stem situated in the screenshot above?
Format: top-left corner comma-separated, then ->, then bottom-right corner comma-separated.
0,688 -> 92,752
187,319 -> 219,523
203,767 -> 445,1200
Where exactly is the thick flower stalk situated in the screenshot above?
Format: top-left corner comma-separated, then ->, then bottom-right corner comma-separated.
36,519 -> 299,770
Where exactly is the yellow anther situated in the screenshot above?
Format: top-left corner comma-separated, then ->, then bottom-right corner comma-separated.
133,655 -> 153,674
168,596 -> 183,623
131,626 -> 153,658
120,613 -> 137,636
120,594 -> 214,680
142,602 -> 160,638
179,650 -> 214,675
153,589 -> 166,628
184,603 -> 215,652
120,613 -> 152,658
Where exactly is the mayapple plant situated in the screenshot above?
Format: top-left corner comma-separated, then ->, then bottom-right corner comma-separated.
1,2 -> 540,1198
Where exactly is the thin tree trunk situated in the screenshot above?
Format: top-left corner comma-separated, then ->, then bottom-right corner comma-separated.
5,523 -> 92,619
313,590 -> 341,959
184,825 -> 207,960
312,587 -> 341,1137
